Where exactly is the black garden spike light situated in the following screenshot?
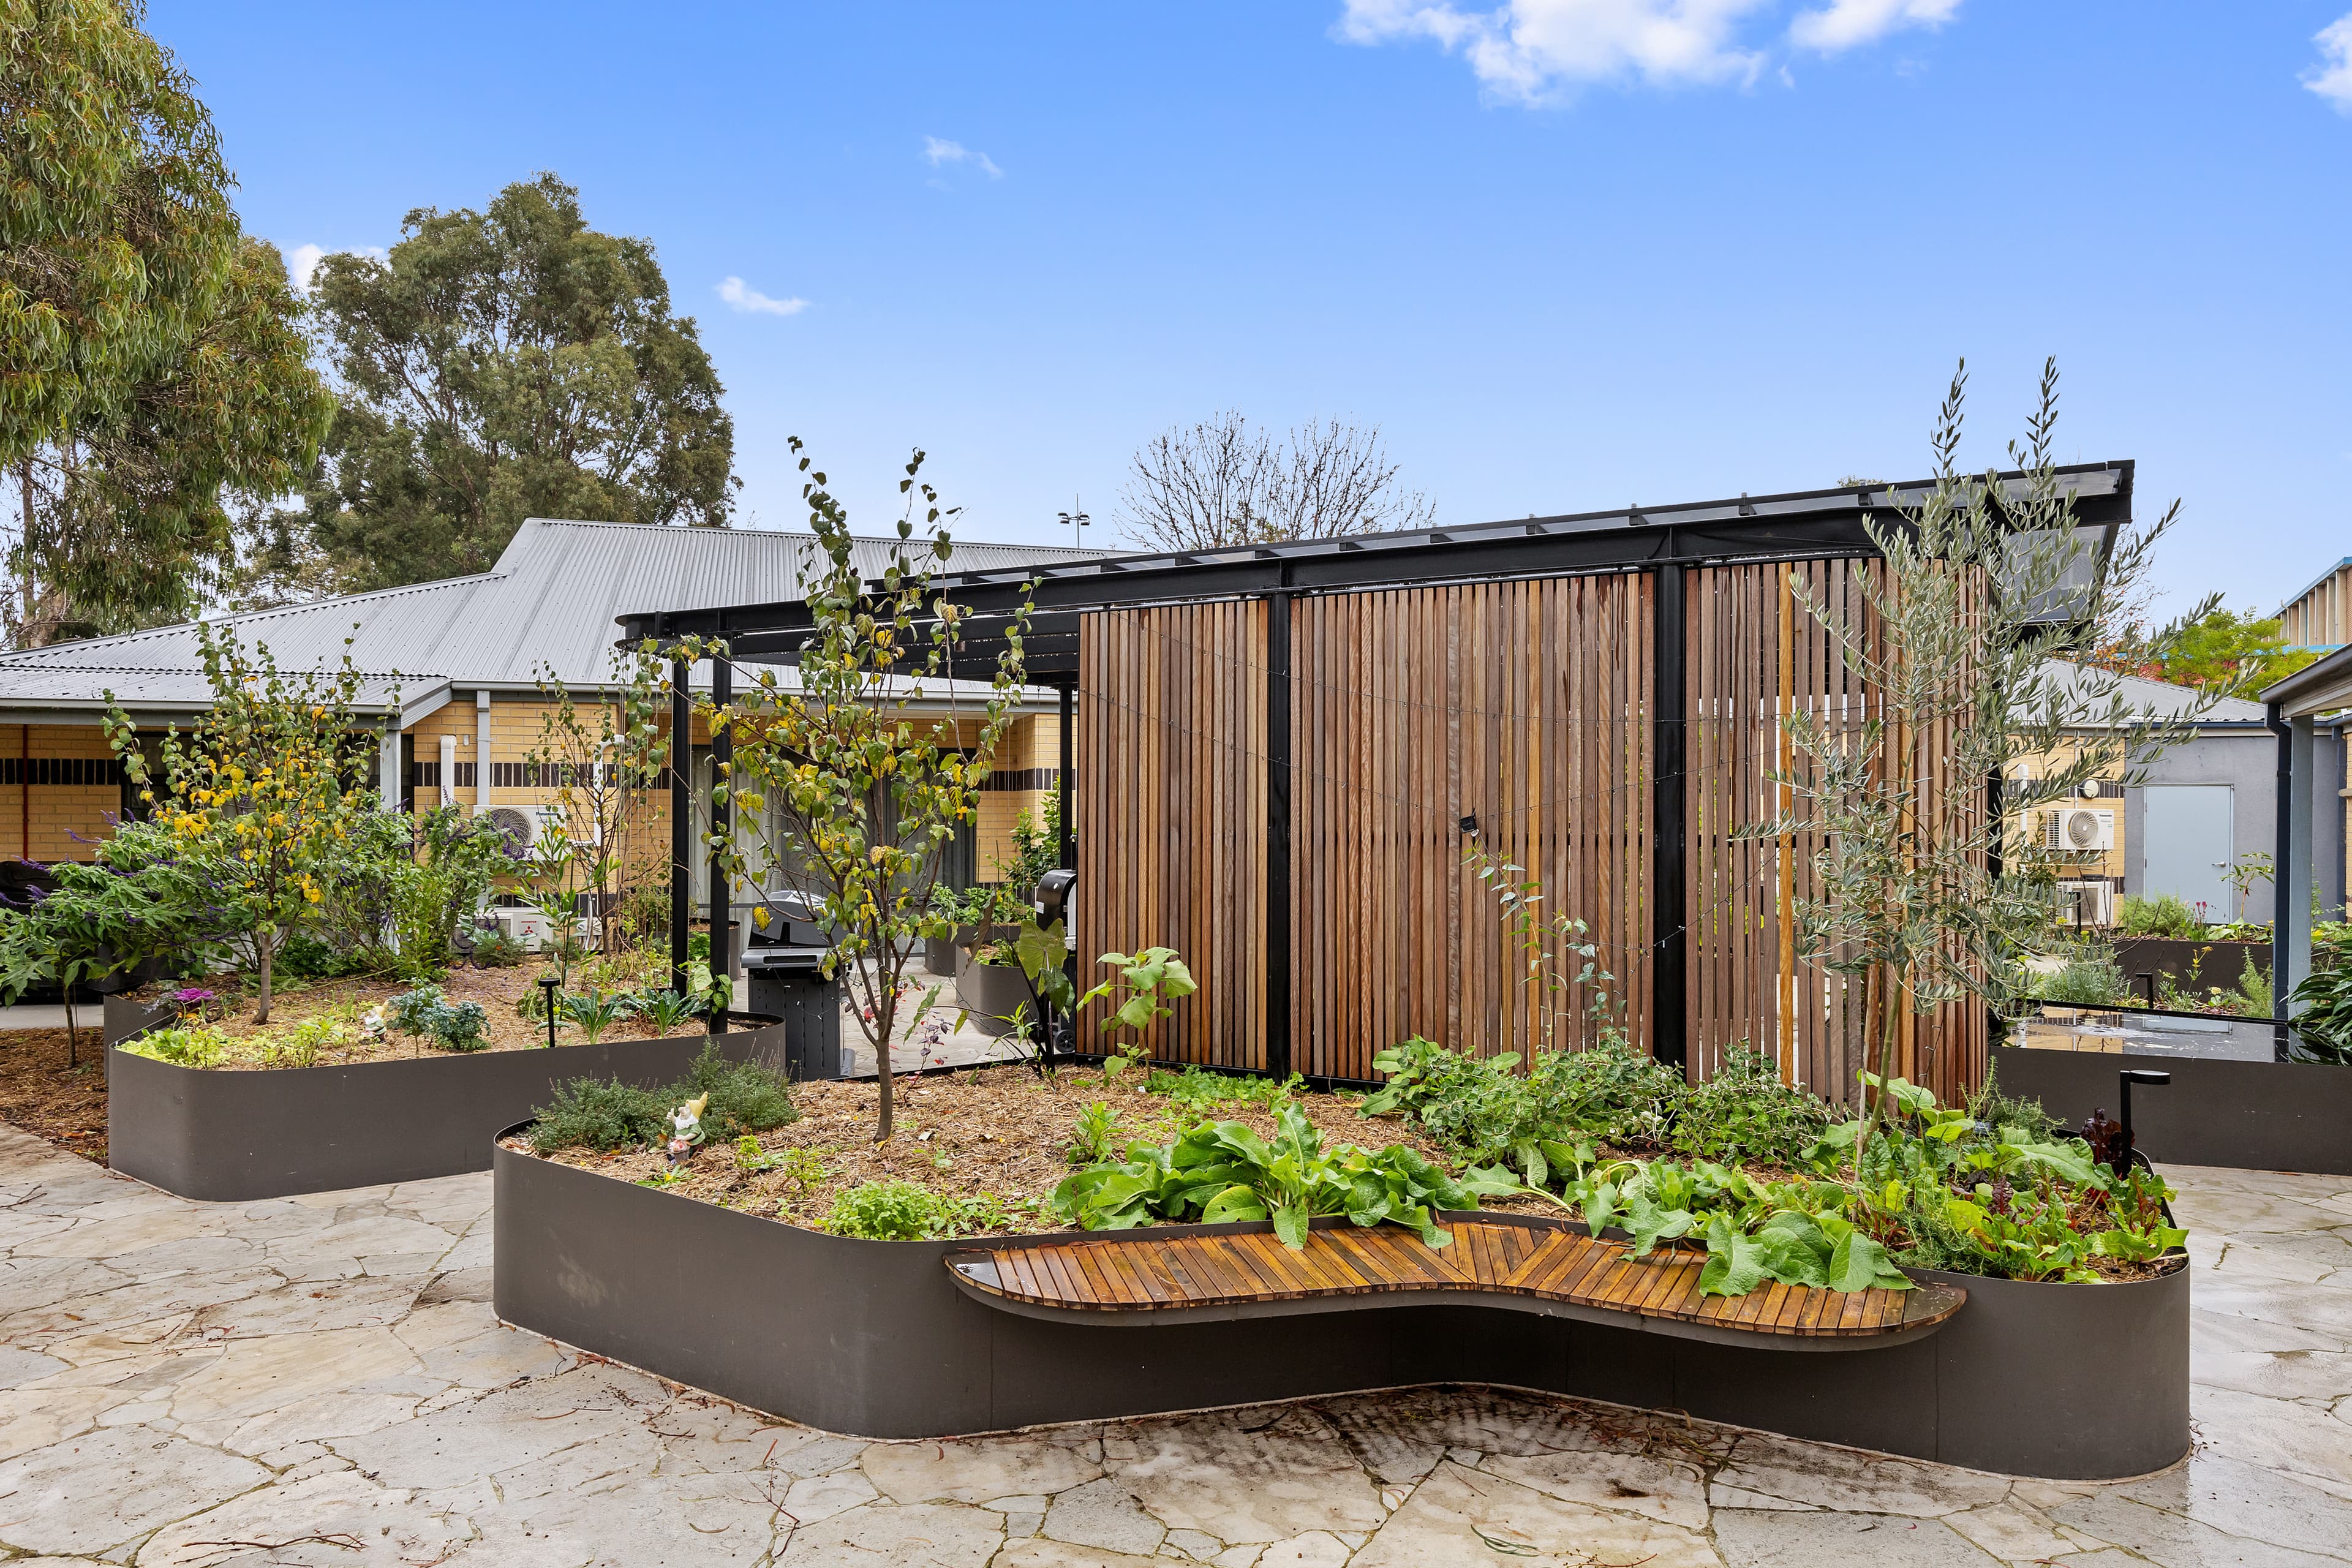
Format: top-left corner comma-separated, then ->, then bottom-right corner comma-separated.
2118,1068 -> 2171,1174
538,976 -> 560,1050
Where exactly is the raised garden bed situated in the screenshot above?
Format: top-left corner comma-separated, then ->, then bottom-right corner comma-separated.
1996,1042 -> 2352,1177
2112,935 -> 2271,991
492,1136 -> 2187,1478
105,995 -> 790,1201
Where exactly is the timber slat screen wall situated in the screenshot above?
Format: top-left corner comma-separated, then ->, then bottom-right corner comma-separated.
1287,578 -> 1652,1081
1078,603 -> 1271,1071
1077,561 -> 1985,1104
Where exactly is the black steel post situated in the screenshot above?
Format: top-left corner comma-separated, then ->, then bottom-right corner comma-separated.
1057,679 -> 1076,1060
1651,562 -> 1687,1069
709,654 -> 732,1033
1266,589 -> 1294,1081
670,655 -> 692,998
1057,682 -> 1074,873
1987,769 -> 2005,1047
2269,701 -> 2293,1050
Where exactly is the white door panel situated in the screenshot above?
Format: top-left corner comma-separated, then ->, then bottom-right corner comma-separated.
2139,785 -> 2233,922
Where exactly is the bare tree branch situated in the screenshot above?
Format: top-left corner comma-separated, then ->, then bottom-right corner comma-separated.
1116,412 -> 1433,550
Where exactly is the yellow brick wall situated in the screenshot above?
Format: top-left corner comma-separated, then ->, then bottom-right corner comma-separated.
0,724 -> 121,863
11,695 -> 1070,878
2011,741 -> 2128,888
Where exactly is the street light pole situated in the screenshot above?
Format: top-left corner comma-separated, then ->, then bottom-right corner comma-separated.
1056,497 -> 1088,551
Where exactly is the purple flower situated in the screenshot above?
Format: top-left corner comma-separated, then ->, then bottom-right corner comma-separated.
171,987 -> 217,1005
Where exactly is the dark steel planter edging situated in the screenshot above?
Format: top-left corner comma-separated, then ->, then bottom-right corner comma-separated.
2112,936 -> 2270,986
492,1139 -> 2188,1478
1996,1044 -> 2352,1177
108,1009 -> 787,1202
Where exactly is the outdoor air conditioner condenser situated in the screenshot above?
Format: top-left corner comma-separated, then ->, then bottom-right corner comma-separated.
2043,809 -> 2115,854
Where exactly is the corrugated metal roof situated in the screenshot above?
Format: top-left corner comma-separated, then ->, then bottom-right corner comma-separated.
0,520 -> 1107,705
2038,660 -> 2270,726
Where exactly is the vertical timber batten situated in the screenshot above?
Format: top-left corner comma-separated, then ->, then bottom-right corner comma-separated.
1652,559 -> 1688,1070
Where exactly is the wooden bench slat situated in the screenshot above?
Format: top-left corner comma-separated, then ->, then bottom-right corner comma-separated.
944,1217 -> 1966,1344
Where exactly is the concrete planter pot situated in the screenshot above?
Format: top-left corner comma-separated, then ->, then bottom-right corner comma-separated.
1996,1044 -> 2352,1176
493,1143 -> 2188,1477
105,998 -> 787,1202
952,946 -> 1028,1038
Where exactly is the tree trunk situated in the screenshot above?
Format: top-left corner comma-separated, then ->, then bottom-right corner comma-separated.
61,977 -> 78,1069
17,462 -> 36,647
255,933 -> 274,1025
872,951 -> 897,1141
1848,962 -> 1901,1181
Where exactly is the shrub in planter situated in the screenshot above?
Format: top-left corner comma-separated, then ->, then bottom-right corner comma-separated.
529,1045 -> 798,1153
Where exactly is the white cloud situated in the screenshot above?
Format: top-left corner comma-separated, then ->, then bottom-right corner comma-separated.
2307,13 -> 2352,113
1336,0 -> 1777,99
1788,0 -> 1958,54
717,277 -> 809,317
282,242 -> 386,292
922,135 -> 1003,178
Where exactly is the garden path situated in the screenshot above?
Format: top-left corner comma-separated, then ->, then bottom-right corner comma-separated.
0,1127 -> 2346,1567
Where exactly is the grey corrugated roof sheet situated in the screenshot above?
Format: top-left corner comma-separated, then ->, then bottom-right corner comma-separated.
2036,660 -> 2270,726
0,520 -> 1107,704
0,666 -> 418,717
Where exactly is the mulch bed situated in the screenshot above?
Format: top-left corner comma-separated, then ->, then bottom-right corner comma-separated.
118,961 -> 684,1068
0,1027 -> 110,1163
513,1063 -> 1555,1237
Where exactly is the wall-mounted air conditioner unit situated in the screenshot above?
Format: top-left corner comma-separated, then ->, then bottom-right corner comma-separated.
2056,880 -> 2115,927
484,805 -> 537,860
2043,808 -> 2116,854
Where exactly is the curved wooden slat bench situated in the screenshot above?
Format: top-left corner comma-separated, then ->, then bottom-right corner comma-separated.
946,1214 -> 1967,1352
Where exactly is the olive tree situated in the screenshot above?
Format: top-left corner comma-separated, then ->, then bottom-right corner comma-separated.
1753,360 -> 2226,1168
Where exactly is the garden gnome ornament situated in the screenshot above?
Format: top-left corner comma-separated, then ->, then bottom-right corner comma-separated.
667,1094 -> 709,1164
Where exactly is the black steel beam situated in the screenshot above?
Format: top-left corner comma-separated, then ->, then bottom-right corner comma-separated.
1652,564 -> 1687,1070
1266,590 -> 1294,1082
619,462 -> 2134,649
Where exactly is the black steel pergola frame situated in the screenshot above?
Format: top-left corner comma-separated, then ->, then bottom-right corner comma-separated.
625,462 -> 2133,1080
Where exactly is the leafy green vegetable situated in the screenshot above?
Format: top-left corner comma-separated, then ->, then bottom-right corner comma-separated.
1052,1102 -> 1507,1250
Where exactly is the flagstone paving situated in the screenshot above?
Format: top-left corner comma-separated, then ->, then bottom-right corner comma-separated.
1,1124 -> 2347,1566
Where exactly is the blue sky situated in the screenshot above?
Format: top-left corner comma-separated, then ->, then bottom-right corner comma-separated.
150,2 -> 2351,622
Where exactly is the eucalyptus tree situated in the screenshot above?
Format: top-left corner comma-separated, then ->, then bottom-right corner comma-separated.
2,1 -> 331,644
296,173 -> 737,592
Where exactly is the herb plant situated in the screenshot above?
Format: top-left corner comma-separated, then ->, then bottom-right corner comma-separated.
528,1044 -> 797,1153
121,1024 -> 230,1068
824,1180 -> 1035,1240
